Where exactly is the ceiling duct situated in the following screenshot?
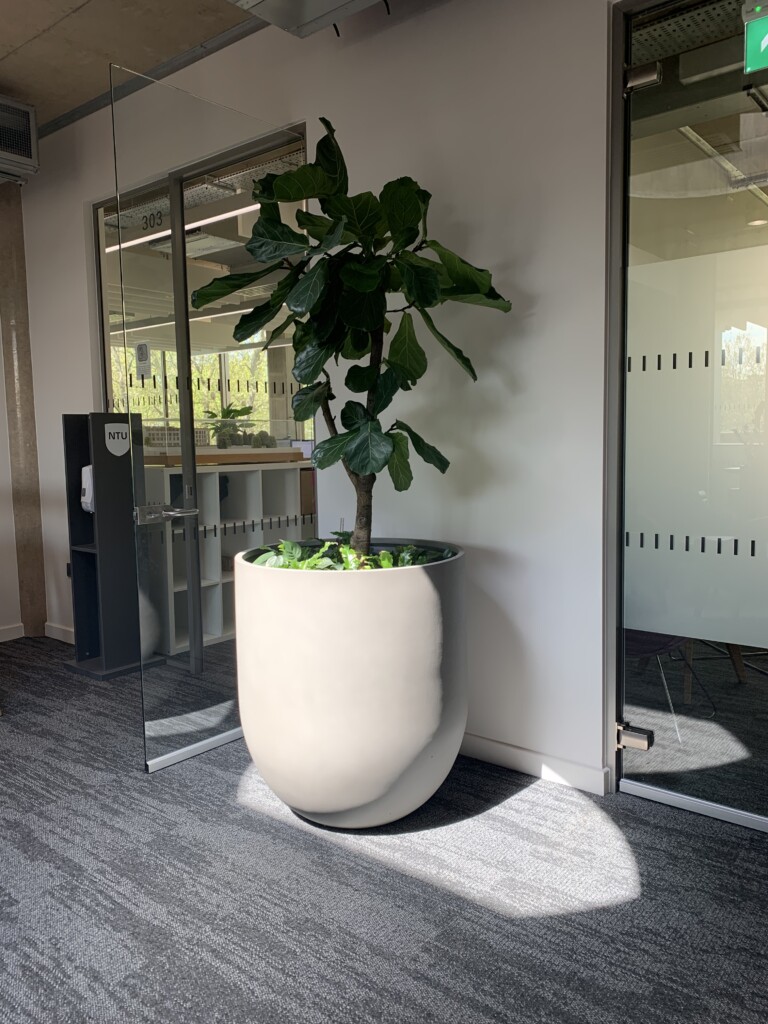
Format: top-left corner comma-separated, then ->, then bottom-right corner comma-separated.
228,0 -> 382,37
0,96 -> 38,184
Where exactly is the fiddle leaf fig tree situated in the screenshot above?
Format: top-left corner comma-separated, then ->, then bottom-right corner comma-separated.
192,118 -> 511,556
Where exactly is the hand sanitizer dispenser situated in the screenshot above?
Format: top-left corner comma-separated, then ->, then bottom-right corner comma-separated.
81,464 -> 94,513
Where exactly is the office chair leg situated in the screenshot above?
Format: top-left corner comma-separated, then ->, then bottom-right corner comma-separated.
677,651 -> 717,718
683,639 -> 694,704
726,644 -> 748,684
656,655 -> 682,744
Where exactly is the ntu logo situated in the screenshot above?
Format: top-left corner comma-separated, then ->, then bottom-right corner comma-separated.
105,424 -> 130,457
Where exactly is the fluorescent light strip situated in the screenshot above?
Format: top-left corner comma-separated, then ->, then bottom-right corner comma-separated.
104,203 -> 261,253
110,308 -> 246,336
188,204 -> 260,230
105,227 -> 171,252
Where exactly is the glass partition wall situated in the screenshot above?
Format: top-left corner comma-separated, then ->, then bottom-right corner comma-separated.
104,67 -> 315,771
620,1 -> 768,829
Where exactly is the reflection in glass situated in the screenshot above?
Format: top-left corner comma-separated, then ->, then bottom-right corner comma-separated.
623,7 -> 768,820
105,67 -> 314,769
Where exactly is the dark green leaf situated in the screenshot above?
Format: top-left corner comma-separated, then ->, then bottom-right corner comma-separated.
340,330 -> 371,360
440,285 -> 512,312
371,367 -> 400,416
191,263 -> 282,310
426,240 -> 492,294
383,359 -> 412,391
292,382 -> 330,421
387,432 -> 413,491
316,117 -> 348,195
286,261 -> 328,316
416,306 -> 477,381
395,252 -> 442,308
265,313 -> 297,349
339,256 -> 386,293
392,420 -> 449,473
233,298 -> 285,342
252,173 -> 278,202
235,264 -> 304,341
349,328 -> 371,352
246,217 -> 313,262
339,287 -> 386,331
388,311 -> 427,383
312,431 -> 354,469
342,286 -> 391,329
340,401 -> 370,430
416,188 -> 432,238
312,216 -> 347,255
272,164 -> 336,202
322,192 -> 386,242
292,339 -> 332,384
324,317 -> 349,353
379,177 -> 424,250
300,257 -> 344,347
295,209 -> 355,245
385,263 -> 403,292
310,285 -> 343,345
292,319 -> 313,351
344,422 -> 394,475
258,203 -> 282,227
345,364 -> 379,392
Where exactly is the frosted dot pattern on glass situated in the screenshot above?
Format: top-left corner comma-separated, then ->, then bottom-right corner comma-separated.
625,251 -> 768,648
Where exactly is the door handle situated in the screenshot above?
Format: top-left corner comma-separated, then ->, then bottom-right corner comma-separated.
161,505 -> 199,519
135,504 -> 199,525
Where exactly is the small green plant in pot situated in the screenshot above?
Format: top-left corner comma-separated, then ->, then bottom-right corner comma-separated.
192,119 -> 510,828
192,119 -> 510,563
205,403 -> 254,448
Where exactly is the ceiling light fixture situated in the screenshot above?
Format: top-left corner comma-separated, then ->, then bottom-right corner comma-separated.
748,218 -> 768,226
104,203 -> 261,253
109,308 -> 246,336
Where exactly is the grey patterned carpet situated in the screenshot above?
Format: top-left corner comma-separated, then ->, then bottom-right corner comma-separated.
141,641 -> 239,764
2,637 -> 768,1024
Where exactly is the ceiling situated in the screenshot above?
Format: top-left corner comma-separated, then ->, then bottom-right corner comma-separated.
631,0 -> 742,66
0,0 -> 413,135
0,0 -> 263,133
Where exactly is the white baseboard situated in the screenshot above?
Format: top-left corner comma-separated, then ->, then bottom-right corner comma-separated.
45,622 -> 75,645
461,732 -> 611,796
0,623 -> 24,643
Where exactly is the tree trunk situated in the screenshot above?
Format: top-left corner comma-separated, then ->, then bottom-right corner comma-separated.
350,473 -> 375,555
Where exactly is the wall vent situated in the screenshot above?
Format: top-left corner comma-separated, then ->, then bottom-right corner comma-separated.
0,96 -> 38,183
228,0 -> 381,37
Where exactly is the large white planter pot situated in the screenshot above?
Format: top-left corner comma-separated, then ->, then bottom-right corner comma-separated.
234,540 -> 467,828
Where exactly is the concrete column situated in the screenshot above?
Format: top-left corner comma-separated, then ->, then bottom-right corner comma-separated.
0,182 -> 47,636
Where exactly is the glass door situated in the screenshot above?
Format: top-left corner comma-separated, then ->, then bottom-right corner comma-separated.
620,1 -> 768,830
108,68 -> 312,771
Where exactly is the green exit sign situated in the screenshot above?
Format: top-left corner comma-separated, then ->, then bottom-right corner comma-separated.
745,13 -> 768,73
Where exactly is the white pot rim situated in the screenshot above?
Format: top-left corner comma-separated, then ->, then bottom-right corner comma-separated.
235,538 -> 464,573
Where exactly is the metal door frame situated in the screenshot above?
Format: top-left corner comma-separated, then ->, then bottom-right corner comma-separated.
607,0 -> 768,832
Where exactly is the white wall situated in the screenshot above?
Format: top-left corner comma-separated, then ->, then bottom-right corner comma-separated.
22,0 -> 612,792
22,115 -> 109,643
0,346 -> 23,640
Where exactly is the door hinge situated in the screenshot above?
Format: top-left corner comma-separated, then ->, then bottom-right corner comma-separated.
617,722 -> 654,751
625,61 -> 662,96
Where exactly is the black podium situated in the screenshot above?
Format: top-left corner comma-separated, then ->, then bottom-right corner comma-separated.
62,413 -> 146,679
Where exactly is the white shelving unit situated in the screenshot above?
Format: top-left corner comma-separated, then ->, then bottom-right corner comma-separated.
145,461 -> 315,656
